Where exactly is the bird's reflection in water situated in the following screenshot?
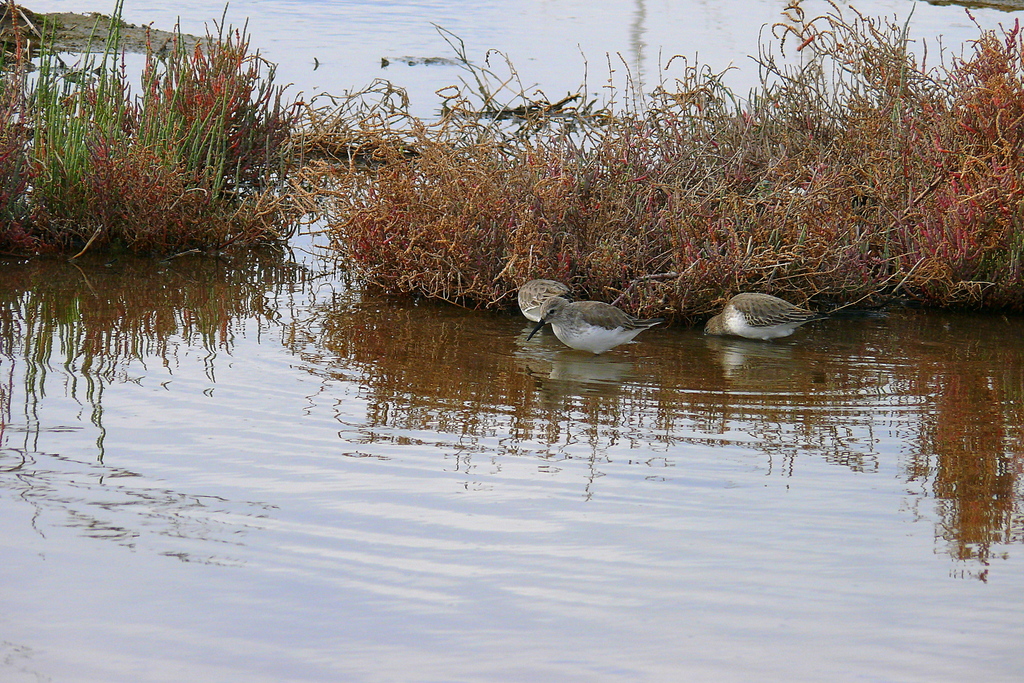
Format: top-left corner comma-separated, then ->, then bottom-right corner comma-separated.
514,333 -> 636,409
547,352 -> 633,384
703,334 -> 811,390
516,348 -> 632,382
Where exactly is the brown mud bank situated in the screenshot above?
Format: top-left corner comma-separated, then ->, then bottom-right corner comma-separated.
2,4 -> 202,55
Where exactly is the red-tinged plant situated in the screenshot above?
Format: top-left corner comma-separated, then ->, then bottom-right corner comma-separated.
0,25 -> 32,251
309,4 -> 1024,318
26,0 -> 301,255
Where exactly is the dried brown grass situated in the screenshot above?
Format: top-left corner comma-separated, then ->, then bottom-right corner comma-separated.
304,4 -> 1024,321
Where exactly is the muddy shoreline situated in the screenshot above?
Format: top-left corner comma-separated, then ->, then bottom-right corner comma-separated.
3,5 -> 202,54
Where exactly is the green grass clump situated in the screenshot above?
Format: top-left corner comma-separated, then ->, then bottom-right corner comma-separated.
0,1 -> 300,256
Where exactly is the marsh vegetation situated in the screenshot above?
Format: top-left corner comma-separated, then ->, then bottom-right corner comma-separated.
1,1 -> 299,256
301,4 -> 1024,319
3,1 -> 1024,320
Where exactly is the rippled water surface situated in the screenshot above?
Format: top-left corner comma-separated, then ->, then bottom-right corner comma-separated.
25,0 -> 1021,116
5,1 -> 1024,681
2,252 -> 1023,682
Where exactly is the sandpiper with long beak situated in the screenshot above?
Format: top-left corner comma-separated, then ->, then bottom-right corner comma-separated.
527,296 -> 663,354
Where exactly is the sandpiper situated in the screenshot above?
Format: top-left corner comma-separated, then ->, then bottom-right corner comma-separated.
704,292 -> 827,340
527,296 -> 663,354
518,279 -> 570,322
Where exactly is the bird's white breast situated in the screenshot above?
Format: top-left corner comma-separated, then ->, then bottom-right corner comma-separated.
727,308 -> 798,340
552,322 -> 642,354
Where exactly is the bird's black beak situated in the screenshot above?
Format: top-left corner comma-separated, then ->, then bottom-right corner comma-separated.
526,318 -> 546,341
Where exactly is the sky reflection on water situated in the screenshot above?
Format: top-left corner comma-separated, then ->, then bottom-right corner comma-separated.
2,252 -> 1022,681
24,0 -> 1020,118
4,0 -> 1024,680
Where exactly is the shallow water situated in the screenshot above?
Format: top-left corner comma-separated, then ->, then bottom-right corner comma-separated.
26,0 -> 1021,117
5,1 -> 1024,680
1,252 -> 1023,682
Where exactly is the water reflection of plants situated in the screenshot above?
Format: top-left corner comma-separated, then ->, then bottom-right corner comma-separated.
300,297 -> 900,481
0,251 -> 307,560
897,313 -> 1024,579
300,298 -> 1023,576
0,251 -> 308,456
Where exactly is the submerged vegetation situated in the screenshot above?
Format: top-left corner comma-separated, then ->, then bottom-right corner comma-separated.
3,1 -> 1024,316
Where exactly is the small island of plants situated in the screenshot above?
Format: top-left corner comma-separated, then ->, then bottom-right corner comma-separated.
3,1 -> 1024,321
